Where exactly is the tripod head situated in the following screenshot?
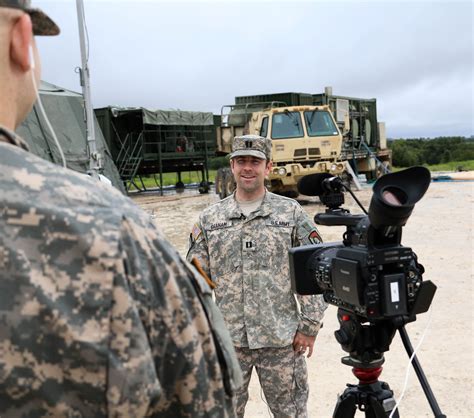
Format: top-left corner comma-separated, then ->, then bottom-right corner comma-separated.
335,309 -> 401,369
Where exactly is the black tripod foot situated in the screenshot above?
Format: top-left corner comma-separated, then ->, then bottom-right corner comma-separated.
333,381 -> 399,418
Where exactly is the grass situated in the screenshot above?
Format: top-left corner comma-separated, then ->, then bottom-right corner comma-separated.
393,160 -> 474,172
130,169 -> 218,190
421,160 -> 474,172
129,160 -> 474,190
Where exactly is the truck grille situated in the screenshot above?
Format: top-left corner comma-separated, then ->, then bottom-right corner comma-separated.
308,148 -> 320,156
294,149 -> 307,157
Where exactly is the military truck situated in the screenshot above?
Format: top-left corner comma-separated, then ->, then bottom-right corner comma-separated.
312,87 -> 392,180
215,89 -> 392,198
214,96 -> 346,198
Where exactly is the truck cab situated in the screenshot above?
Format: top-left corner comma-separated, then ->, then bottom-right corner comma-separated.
215,102 -> 346,197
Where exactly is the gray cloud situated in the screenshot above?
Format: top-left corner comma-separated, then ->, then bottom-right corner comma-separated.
36,0 -> 473,138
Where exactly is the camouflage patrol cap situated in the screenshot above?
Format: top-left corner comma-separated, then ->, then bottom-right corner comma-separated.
0,0 -> 60,36
230,134 -> 272,160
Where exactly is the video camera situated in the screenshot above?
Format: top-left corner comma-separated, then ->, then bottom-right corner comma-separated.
289,167 -> 436,322
288,167 -> 445,418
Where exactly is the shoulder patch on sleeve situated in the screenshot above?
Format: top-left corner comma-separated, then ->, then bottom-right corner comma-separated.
308,229 -> 322,244
191,223 -> 202,241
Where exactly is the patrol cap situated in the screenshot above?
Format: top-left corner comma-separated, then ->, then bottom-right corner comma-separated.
0,0 -> 60,36
230,134 -> 272,160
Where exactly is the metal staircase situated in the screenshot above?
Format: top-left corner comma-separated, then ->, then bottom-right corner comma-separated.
117,132 -> 143,192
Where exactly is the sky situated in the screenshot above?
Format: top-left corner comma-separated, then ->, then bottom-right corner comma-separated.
35,0 -> 473,138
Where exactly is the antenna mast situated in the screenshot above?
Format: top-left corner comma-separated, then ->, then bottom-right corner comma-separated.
76,0 -> 101,173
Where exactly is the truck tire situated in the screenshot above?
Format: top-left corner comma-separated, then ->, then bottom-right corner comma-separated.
223,169 -> 235,198
216,168 -> 234,199
215,168 -> 224,198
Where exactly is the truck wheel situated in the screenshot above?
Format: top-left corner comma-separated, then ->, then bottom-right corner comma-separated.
223,170 -> 235,198
215,168 -> 224,198
216,168 -> 230,199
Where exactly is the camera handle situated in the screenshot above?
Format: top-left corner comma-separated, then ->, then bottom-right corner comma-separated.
397,325 -> 446,418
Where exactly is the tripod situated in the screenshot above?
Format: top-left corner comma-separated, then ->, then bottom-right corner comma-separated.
332,310 -> 446,418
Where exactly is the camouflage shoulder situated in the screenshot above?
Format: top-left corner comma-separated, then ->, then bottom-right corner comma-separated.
199,195 -> 234,222
266,190 -> 299,205
266,191 -> 302,213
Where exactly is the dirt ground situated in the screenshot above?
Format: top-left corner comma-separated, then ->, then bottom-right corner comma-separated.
132,180 -> 473,418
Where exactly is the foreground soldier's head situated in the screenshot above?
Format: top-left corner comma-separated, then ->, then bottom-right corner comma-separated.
0,0 -> 59,131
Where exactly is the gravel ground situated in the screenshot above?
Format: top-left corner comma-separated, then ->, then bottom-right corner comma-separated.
132,180 -> 473,418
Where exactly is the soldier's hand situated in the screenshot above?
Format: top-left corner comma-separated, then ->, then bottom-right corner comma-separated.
292,332 -> 316,358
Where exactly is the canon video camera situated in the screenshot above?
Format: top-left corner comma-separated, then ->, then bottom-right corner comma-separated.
289,167 -> 436,322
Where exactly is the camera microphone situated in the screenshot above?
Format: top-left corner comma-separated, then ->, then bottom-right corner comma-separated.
297,173 -> 332,196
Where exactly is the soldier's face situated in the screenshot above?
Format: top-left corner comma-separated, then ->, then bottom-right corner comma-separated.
231,156 -> 271,195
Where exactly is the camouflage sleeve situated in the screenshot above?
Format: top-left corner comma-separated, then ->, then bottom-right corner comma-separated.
186,219 -> 211,279
293,205 -> 328,337
109,215 -> 236,417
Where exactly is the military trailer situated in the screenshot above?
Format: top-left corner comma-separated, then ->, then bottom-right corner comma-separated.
214,95 -> 346,198
17,81 -> 124,193
95,107 -> 216,193
312,87 -> 392,180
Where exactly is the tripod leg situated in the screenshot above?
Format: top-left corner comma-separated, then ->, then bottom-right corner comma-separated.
398,326 -> 446,418
333,392 -> 357,418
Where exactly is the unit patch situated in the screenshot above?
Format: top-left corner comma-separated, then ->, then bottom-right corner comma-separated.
308,230 -> 322,244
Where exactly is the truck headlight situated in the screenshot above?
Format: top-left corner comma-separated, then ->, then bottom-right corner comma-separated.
278,167 -> 287,176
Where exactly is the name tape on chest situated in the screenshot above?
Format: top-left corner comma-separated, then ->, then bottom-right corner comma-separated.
209,221 -> 232,231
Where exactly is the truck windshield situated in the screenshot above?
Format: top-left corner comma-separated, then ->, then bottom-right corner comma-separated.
271,111 -> 304,139
304,110 -> 339,137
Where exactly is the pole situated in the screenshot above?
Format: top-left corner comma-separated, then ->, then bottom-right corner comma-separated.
76,0 -> 100,173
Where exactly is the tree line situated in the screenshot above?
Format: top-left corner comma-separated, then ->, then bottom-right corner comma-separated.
388,136 -> 474,167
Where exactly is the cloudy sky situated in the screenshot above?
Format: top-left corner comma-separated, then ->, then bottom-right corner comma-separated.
35,0 -> 472,138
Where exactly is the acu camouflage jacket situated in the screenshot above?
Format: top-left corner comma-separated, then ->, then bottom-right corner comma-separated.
187,191 -> 328,349
0,126 -> 241,418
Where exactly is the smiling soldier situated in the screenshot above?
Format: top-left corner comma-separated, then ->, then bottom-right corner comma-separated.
187,134 -> 328,417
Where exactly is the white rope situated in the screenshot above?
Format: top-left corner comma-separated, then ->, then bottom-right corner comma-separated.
389,307 -> 434,417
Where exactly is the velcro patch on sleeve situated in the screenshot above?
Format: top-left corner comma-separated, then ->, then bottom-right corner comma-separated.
308,229 -> 322,244
191,223 -> 202,241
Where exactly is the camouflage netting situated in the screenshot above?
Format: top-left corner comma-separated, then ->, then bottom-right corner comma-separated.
16,81 -> 125,193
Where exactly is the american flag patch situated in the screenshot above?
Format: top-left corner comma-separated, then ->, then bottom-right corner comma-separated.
191,223 -> 202,241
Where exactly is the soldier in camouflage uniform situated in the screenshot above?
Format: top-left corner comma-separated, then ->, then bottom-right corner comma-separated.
187,134 -> 328,417
0,1 -> 241,416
